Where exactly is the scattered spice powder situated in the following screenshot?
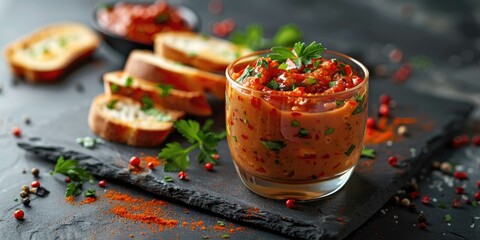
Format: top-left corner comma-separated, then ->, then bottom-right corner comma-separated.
364,117 -> 417,144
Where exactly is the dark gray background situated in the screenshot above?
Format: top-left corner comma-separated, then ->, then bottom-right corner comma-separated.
1,0 -> 480,239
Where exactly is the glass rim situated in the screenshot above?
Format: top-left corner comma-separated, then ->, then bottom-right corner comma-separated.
225,49 -> 369,99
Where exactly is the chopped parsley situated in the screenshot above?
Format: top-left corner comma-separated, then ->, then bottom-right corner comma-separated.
335,100 -> 344,107
299,128 -> 309,137
260,140 -> 286,152
291,120 -> 300,127
329,81 -> 336,87
65,182 -> 82,197
143,108 -> 172,122
106,99 -> 118,109
157,84 -> 173,97
304,77 -> 317,85
84,189 -> 96,198
361,148 -> 376,158
216,221 -> 225,227
266,80 -> 280,90
51,157 -> 93,197
344,144 -> 356,156
111,83 -> 119,93
163,175 -> 174,182
277,62 -> 288,70
236,67 -> 254,83
268,41 -> 326,69
444,214 -> 452,223
257,59 -> 269,70
324,127 -> 335,136
352,93 -> 366,115
124,76 -> 133,87
141,95 -> 154,110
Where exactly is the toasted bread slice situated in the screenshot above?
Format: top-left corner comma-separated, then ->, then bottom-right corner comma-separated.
124,50 -> 226,99
154,32 -> 251,73
88,94 -> 184,147
103,71 -> 212,116
4,23 -> 100,83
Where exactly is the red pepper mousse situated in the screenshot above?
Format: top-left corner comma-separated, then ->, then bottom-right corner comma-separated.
97,1 -> 190,44
226,42 -> 368,181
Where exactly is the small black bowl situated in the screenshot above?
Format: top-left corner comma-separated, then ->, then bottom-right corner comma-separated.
92,2 -> 200,57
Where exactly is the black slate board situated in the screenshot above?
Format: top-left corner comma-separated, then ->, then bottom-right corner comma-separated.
17,80 -> 472,240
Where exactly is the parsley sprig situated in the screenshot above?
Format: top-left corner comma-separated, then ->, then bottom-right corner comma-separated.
268,41 -> 326,69
158,119 -> 226,172
50,157 -> 93,197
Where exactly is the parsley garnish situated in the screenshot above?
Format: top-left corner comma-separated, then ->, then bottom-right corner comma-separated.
277,62 -> 288,70
335,100 -> 344,107
304,77 -> 317,85
313,61 -> 321,69
444,214 -> 452,223
361,148 -> 376,158
111,83 -> 119,93
124,76 -> 133,87
216,221 -> 225,227
51,157 -> 93,197
106,99 -> 118,109
257,59 -> 269,70
345,144 -> 356,156
163,175 -> 174,182
157,84 -> 172,97
143,108 -> 172,122
260,140 -> 286,152
329,81 -> 336,87
266,80 -> 280,90
221,234 -> 230,239
291,120 -> 300,127
268,41 -> 326,69
299,128 -> 309,137
236,67 -> 254,83
352,93 -> 366,115
65,182 -> 82,197
84,189 -> 96,198
76,136 -> 104,149
158,119 -> 226,172
231,24 -> 301,50
324,127 -> 335,136
141,95 -> 154,110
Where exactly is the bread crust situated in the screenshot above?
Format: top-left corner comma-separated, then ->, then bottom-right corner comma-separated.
88,94 -> 184,147
103,71 -> 212,116
124,50 -> 226,99
4,23 -> 100,83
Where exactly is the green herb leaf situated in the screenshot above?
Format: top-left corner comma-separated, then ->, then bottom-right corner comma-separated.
65,182 -> 82,197
159,119 -> 225,172
257,59 -> 269,70
304,77 -> 317,85
268,41 -> 326,68
352,93 -> 366,115
261,140 -> 286,152
329,81 -> 336,87
51,157 -> 93,183
299,128 -> 309,137
335,100 -> 344,107
345,144 -> 356,156
291,120 -> 300,127
143,108 -> 172,122
313,61 -> 321,69
163,175 -> 174,182
277,62 -> 288,70
84,189 -> 96,198
361,148 -> 376,158
141,95 -> 154,110
230,24 -> 265,50
157,84 -> 173,97
106,99 -> 118,109
266,80 -> 280,90
111,83 -> 119,93
124,76 -> 133,87
324,127 -> 335,136
216,221 -> 225,227
444,214 -> 452,223
221,234 -> 230,239
236,67 -> 254,83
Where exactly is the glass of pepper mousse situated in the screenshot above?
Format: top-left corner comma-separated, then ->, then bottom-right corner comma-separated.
225,42 -> 369,200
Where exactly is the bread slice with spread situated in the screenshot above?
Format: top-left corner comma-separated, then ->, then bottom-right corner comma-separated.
154,32 -> 251,73
124,50 -> 226,99
4,23 -> 99,83
103,71 -> 212,116
88,94 -> 184,147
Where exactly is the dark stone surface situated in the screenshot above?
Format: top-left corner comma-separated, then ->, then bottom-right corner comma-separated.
1,0 -> 480,239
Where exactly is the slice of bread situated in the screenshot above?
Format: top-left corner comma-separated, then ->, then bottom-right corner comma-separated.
88,94 -> 184,147
154,32 -> 251,73
4,23 -> 100,83
124,50 -> 226,99
103,71 -> 212,116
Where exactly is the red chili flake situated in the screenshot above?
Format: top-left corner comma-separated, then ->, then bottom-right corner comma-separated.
366,118 -> 376,129
477,180 -> 480,188
409,191 -> 419,200
474,192 -> 480,201
204,163 -> 214,171
455,187 -> 465,194
178,171 -> 188,180
452,198 -> 462,208
418,222 -> 427,230
12,127 -> 21,137
388,156 -> 397,167
453,171 -> 468,180
64,177 -> 71,183
14,209 -> 24,220
286,199 -> 296,209
241,134 -> 249,140
321,154 -> 330,159
129,156 -> 141,167
147,162 -> 155,170
472,136 -> 480,146
421,195 -> 431,205
31,180 -> 40,188
379,104 -> 390,117
291,112 -> 302,117
379,94 -> 391,105
98,180 -> 107,188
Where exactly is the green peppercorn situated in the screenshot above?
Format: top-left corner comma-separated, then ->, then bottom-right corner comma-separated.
22,198 -> 30,206
20,190 -> 29,198
31,168 -> 40,177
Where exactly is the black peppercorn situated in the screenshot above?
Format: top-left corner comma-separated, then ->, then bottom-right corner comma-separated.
418,213 -> 427,223
22,198 -> 30,206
